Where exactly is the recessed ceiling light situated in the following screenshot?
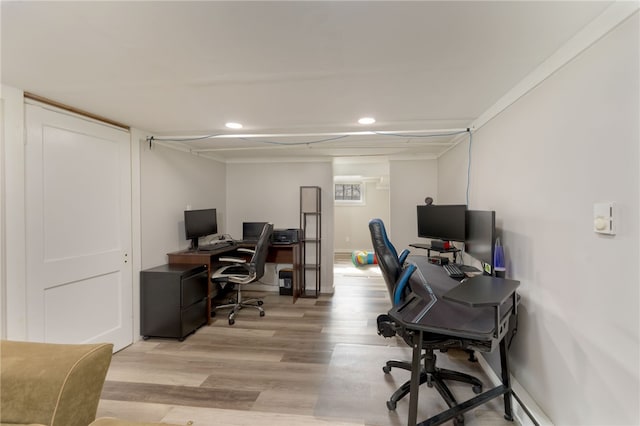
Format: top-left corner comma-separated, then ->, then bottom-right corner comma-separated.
358,117 -> 376,125
225,122 -> 243,129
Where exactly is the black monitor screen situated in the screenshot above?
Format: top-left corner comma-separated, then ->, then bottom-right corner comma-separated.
184,208 -> 218,244
465,210 -> 496,273
416,204 -> 467,242
242,222 -> 267,241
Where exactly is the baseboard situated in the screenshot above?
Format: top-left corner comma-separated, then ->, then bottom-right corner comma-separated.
334,249 -> 355,254
477,354 -> 554,426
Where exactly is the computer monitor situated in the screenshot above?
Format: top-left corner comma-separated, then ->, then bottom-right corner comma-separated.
464,210 -> 496,275
416,204 -> 467,243
184,208 -> 217,249
242,222 -> 268,242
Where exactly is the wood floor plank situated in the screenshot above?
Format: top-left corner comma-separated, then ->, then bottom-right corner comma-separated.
251,389 -> 319,416
96,400 -> 172,423
160,405 -> 365,426
105,365 -> 209,387
101,381 -> 259,410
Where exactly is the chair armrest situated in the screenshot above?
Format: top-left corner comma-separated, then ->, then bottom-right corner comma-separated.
393,263 -> 417,305
218,256 -> 246,264
212,262 -> 250,282
237,247 -> 255,254
398,249 -> 410,265
0,340 -> 113,426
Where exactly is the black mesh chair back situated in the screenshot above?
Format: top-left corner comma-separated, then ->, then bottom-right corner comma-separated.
251,223 -> 273,281
211,223 -> 273,325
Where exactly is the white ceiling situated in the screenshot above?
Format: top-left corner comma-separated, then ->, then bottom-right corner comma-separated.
1,1 -> 612,162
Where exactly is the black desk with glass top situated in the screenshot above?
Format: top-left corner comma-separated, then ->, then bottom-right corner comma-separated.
389,257 -> 520,426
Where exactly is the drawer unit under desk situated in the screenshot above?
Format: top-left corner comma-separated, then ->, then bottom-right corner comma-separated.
140,263 -> 208,341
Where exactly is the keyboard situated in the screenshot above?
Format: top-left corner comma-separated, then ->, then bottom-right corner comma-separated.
235,239 -> 258,245
198,240 -> 235,251
443,263 -> 466,279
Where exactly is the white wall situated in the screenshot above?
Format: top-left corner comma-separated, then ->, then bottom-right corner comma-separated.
333,160 -> 390,253
389,159 -> 439,253
226,161 -> 334,292
0,97 -> 4,338
334,180 -> 390,253
139,143 -> 226,269
1,85 -> 26,339
439,14 -> 639,425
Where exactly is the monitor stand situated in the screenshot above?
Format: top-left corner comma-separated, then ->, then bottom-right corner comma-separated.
430,240 -> 451,250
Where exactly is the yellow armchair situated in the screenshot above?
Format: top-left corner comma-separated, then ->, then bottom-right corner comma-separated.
0,340 -> 113,426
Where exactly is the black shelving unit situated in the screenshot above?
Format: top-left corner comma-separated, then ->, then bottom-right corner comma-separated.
300,186 -> 321,298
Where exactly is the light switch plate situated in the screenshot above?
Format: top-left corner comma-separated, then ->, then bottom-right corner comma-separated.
593,202 -> 615,235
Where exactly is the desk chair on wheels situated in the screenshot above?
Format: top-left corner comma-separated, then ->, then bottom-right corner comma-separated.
211,223 -> 273,325
369,218 -> 482,424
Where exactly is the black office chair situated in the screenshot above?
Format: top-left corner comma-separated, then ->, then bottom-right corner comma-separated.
211,223 -> 273,325
369,218 -> 482,422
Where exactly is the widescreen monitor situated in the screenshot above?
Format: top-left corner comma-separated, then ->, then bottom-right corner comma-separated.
184,208 -> 217,249
416,204 -> 467,242
464,210 -> 496,274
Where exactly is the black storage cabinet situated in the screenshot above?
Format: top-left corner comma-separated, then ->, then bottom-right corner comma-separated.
141,264 -> 208,341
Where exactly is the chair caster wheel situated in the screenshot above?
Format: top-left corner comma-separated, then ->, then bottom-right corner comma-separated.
386,400 -> 397,411
259,311 -> 265,317
257,300 -> 264,306
382,365 -> 391,374
472,384 -> 482,394
228,318 -> 235,325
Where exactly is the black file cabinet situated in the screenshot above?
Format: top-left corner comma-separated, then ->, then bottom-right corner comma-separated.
141,264 -> 208,341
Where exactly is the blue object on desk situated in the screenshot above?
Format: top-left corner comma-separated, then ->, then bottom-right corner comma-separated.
494,237 -> 506,276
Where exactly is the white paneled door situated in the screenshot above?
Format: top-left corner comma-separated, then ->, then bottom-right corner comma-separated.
25,104 -> 132,351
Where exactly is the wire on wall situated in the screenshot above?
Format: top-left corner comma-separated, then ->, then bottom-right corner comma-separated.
237,135 -> 349,146
148,134 -> 226,143
372,129 -> 469,138
145,127 -> 470,147
466,130 -> 473,206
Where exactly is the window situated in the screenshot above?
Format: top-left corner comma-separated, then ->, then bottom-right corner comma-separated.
335,183 -> 363,203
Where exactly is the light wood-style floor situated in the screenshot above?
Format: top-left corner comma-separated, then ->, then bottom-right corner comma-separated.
96,256 -> 515,426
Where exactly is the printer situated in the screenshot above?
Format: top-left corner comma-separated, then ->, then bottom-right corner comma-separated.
271,228 -> 301,244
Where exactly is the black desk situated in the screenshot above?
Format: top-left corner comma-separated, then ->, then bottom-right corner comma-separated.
389,257 -> 520,426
